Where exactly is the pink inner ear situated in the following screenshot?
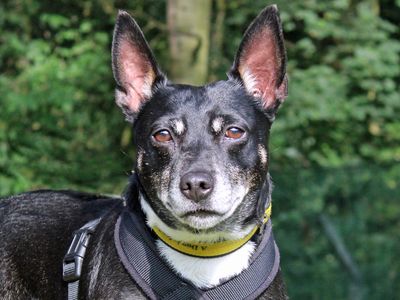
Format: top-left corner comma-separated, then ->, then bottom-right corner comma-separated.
118,38 -> 155,112
239,29 -> 280,109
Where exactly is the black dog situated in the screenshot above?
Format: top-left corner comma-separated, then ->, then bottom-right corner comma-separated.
0,5 -> 288,299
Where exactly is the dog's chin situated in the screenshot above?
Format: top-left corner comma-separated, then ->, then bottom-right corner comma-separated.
177,211 -> 224,230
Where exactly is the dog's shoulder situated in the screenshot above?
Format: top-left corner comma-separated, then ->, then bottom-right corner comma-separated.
0,190 -> 124,299
0,189 -> 122,237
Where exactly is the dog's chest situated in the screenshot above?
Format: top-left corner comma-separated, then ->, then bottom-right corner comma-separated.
156,239 -> 256,288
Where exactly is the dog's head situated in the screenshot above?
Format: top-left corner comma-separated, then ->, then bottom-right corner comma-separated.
112,5 -> 287,240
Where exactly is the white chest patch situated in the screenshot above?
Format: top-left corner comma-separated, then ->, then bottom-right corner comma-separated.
156,239 -> 256,288
140,197 -> 256,288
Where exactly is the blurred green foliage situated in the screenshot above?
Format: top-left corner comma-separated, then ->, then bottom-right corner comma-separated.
0,0 -> 399,299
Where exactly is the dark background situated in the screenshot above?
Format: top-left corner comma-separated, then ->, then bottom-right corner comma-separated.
1,1 -> 399,299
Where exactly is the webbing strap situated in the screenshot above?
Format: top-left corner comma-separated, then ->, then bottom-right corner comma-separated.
67,281 -> 79,300
114,209 -> 280,300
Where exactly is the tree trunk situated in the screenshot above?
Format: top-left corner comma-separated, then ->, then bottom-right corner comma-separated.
167,0 -> 211,85
209,0 -> 226,82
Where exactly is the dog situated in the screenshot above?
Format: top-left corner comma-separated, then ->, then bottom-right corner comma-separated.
0,5 -> 288,299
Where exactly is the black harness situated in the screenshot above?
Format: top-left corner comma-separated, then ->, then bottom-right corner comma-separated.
114,208 -> 280,300
63,177 -> 280,300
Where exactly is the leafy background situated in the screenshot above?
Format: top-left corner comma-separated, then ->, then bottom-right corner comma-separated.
0,0 -> 399,299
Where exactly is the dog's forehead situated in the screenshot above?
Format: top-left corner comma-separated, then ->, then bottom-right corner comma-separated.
204,80 -> 246,103
145,80 -> 261,125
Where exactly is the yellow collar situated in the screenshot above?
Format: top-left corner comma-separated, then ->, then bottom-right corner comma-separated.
152,204 -> 272,258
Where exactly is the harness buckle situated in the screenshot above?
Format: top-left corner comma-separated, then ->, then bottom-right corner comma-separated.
62,218 -> 101,282
63,230 -> 90,282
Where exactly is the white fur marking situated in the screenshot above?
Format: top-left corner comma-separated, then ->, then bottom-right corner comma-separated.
211,117 -> 224,134
258,144 -> 267,167
173,119 -> 185,135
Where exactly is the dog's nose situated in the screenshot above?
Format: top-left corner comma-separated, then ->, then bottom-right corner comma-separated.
180,172 -> 213,201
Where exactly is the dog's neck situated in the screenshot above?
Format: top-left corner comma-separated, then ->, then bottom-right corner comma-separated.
140,196 -> 257,288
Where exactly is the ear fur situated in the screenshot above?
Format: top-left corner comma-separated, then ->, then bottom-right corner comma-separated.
112,10 -> 166,122
229,5 -> 288,111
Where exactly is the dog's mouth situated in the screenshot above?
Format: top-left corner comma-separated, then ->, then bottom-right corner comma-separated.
180,209 -> 223,219
178,209 -> 225,229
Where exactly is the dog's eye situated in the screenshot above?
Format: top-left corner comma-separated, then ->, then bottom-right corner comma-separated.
153,130 -> 172,143
225,127 -> 244,139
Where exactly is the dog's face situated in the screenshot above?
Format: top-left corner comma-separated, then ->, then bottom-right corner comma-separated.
112,6 -> 287,236
133,81 -> 271,232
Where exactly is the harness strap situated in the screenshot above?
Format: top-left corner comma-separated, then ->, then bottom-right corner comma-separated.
114,209 -> 280,300
63,217 -> 102,300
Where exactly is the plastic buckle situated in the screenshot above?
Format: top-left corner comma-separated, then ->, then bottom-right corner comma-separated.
62,229 -> 91,282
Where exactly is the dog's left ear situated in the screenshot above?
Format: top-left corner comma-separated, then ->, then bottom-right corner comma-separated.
112,10 -> 166,122
229,5 -> 288,112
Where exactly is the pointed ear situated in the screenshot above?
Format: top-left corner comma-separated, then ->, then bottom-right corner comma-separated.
229,5 -> 288,111
112,10 -> 166,122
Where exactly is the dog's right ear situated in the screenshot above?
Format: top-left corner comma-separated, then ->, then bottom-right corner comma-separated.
112,10 -> 166,122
